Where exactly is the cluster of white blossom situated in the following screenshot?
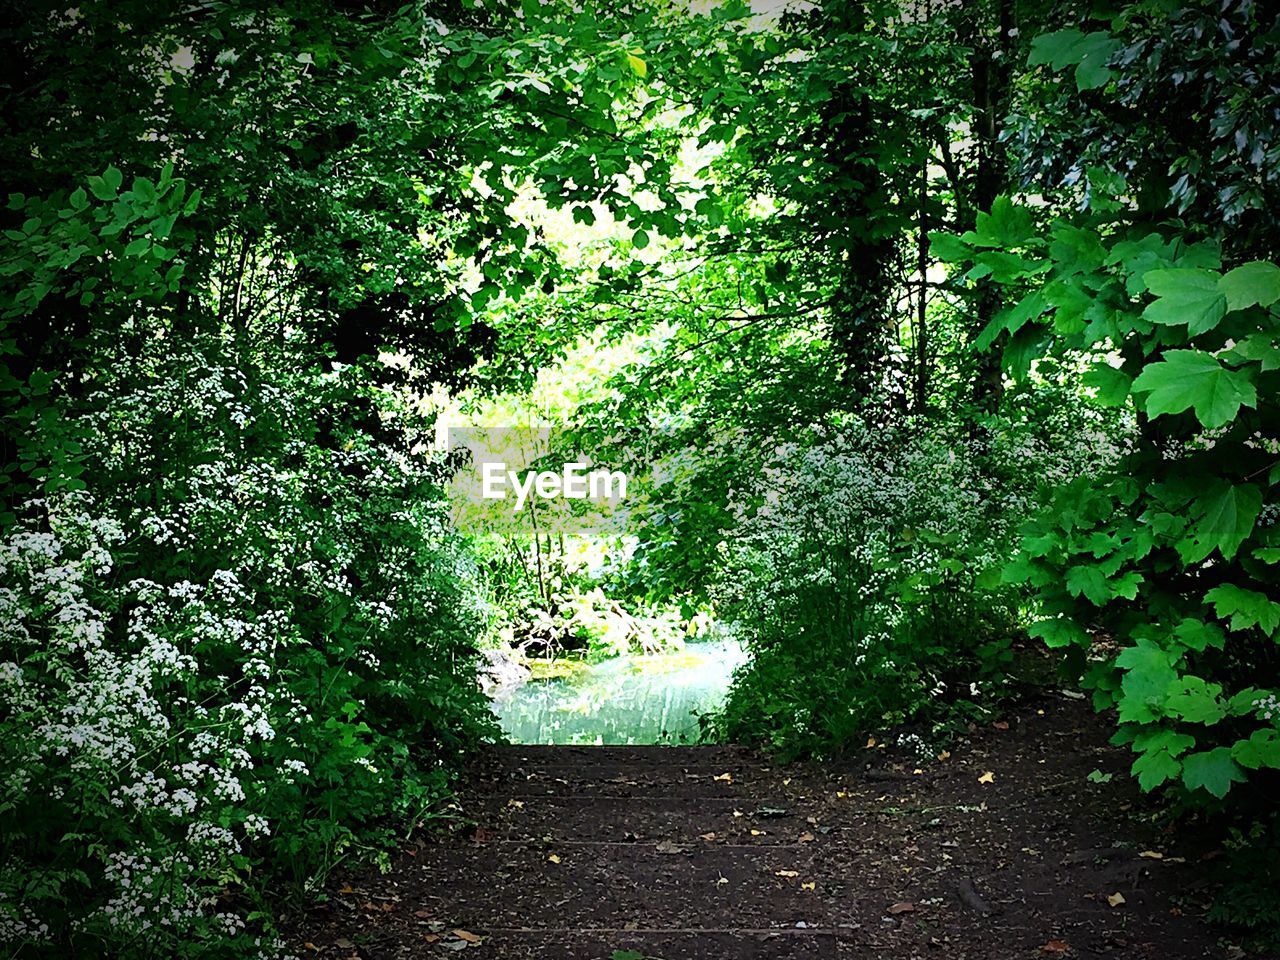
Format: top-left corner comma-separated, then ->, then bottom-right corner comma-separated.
0,494 -> 280,947
714,410 -> 1115,660
0,344 -> 487,957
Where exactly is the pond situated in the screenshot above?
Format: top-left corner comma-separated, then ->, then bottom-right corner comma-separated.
490,638 -> 748,745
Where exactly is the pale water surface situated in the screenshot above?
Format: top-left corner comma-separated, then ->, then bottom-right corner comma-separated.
491,638 -> 748,745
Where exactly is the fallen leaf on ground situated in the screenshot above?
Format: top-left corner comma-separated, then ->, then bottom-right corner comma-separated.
776,869 -> 799,878
798,831 -> 815,842
866,737 -> 877,748
801,882 -> 816,891
993,720 -> 1010,730
1139,850 -> 1164,859
699,832 -> 716,841
453,929 -> 483,943
713,773 -> 733,783
937,750 -> 951,761
334,939 -> 355,949
506,799 -> 524,809
547,854 -> 561,864
887,902 -> 916,915
655,840 -> 685,854
978,771 -> 996,784
1040,939 -> 1069,955
1107,892 -> 1126,908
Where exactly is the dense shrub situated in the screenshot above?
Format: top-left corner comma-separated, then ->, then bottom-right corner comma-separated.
705,410 -> 1110,757
943,203 -> 1280,802
0,332 -> 493,954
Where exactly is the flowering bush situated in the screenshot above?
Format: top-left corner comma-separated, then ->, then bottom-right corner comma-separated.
706,408 -> 1115,757
0,338 -> 493,956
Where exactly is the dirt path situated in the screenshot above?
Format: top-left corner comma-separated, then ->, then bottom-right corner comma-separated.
296,696 -> 1231,959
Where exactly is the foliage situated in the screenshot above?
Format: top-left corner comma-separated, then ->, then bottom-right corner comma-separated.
933,0 -> 1280,807
0,335 -> 494,953
704,411 -> 1095,757
943,208 -> 1280,801
4,0 -> 1280,951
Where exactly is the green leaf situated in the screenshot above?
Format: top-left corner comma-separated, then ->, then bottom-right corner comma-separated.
1204,583 -> 1280,637
1115,641 -> 1178,723
1131,748 -> 1181,792
103,165 -> 123,193
1142,268 -> 1227,335
972,250 -> 1046,283
87,175 -> 116,202
632,229 -> 649,250
1132,727 -> 1196,758
626,52 -> 647,79
1178,481 -> 1262,562
927,231 -> 971,263
975,292 -> 1045,351
1066,558 -> 1110,597
1227,333 -> 1280,372
1227,688 -> 1263,717
1164,676 -> 1226,725
1219,261 -> 1280,312
1028,617 -> 1089,649
969,196 -> 1035,248
1180,747 -> 1245,799
1232,729 -> 1280,770
1082,363 -> 1130,406
1028,29 -> 1087,69
694,197 -> 723,227
1171,618 -> 1225,653
1002,324 -> 1049,380
1028,29 -> 1121,91
1131,349 -> 1257,429
27,369 -> 54,396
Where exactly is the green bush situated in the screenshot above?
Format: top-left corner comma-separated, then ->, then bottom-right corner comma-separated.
0,173 -> 494,956
939,199 -> 1280,802
704,414 -> 1080,758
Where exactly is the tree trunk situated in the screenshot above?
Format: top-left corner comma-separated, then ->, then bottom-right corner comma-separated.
969,0 -> 1014,412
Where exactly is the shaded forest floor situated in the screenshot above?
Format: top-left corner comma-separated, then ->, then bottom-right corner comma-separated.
293,696 -> 1240,959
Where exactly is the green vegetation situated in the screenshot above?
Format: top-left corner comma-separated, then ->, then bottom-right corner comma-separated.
1,0 -> 1277,954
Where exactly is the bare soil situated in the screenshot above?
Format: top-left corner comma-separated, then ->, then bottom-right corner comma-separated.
293,694 -> 1246,959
